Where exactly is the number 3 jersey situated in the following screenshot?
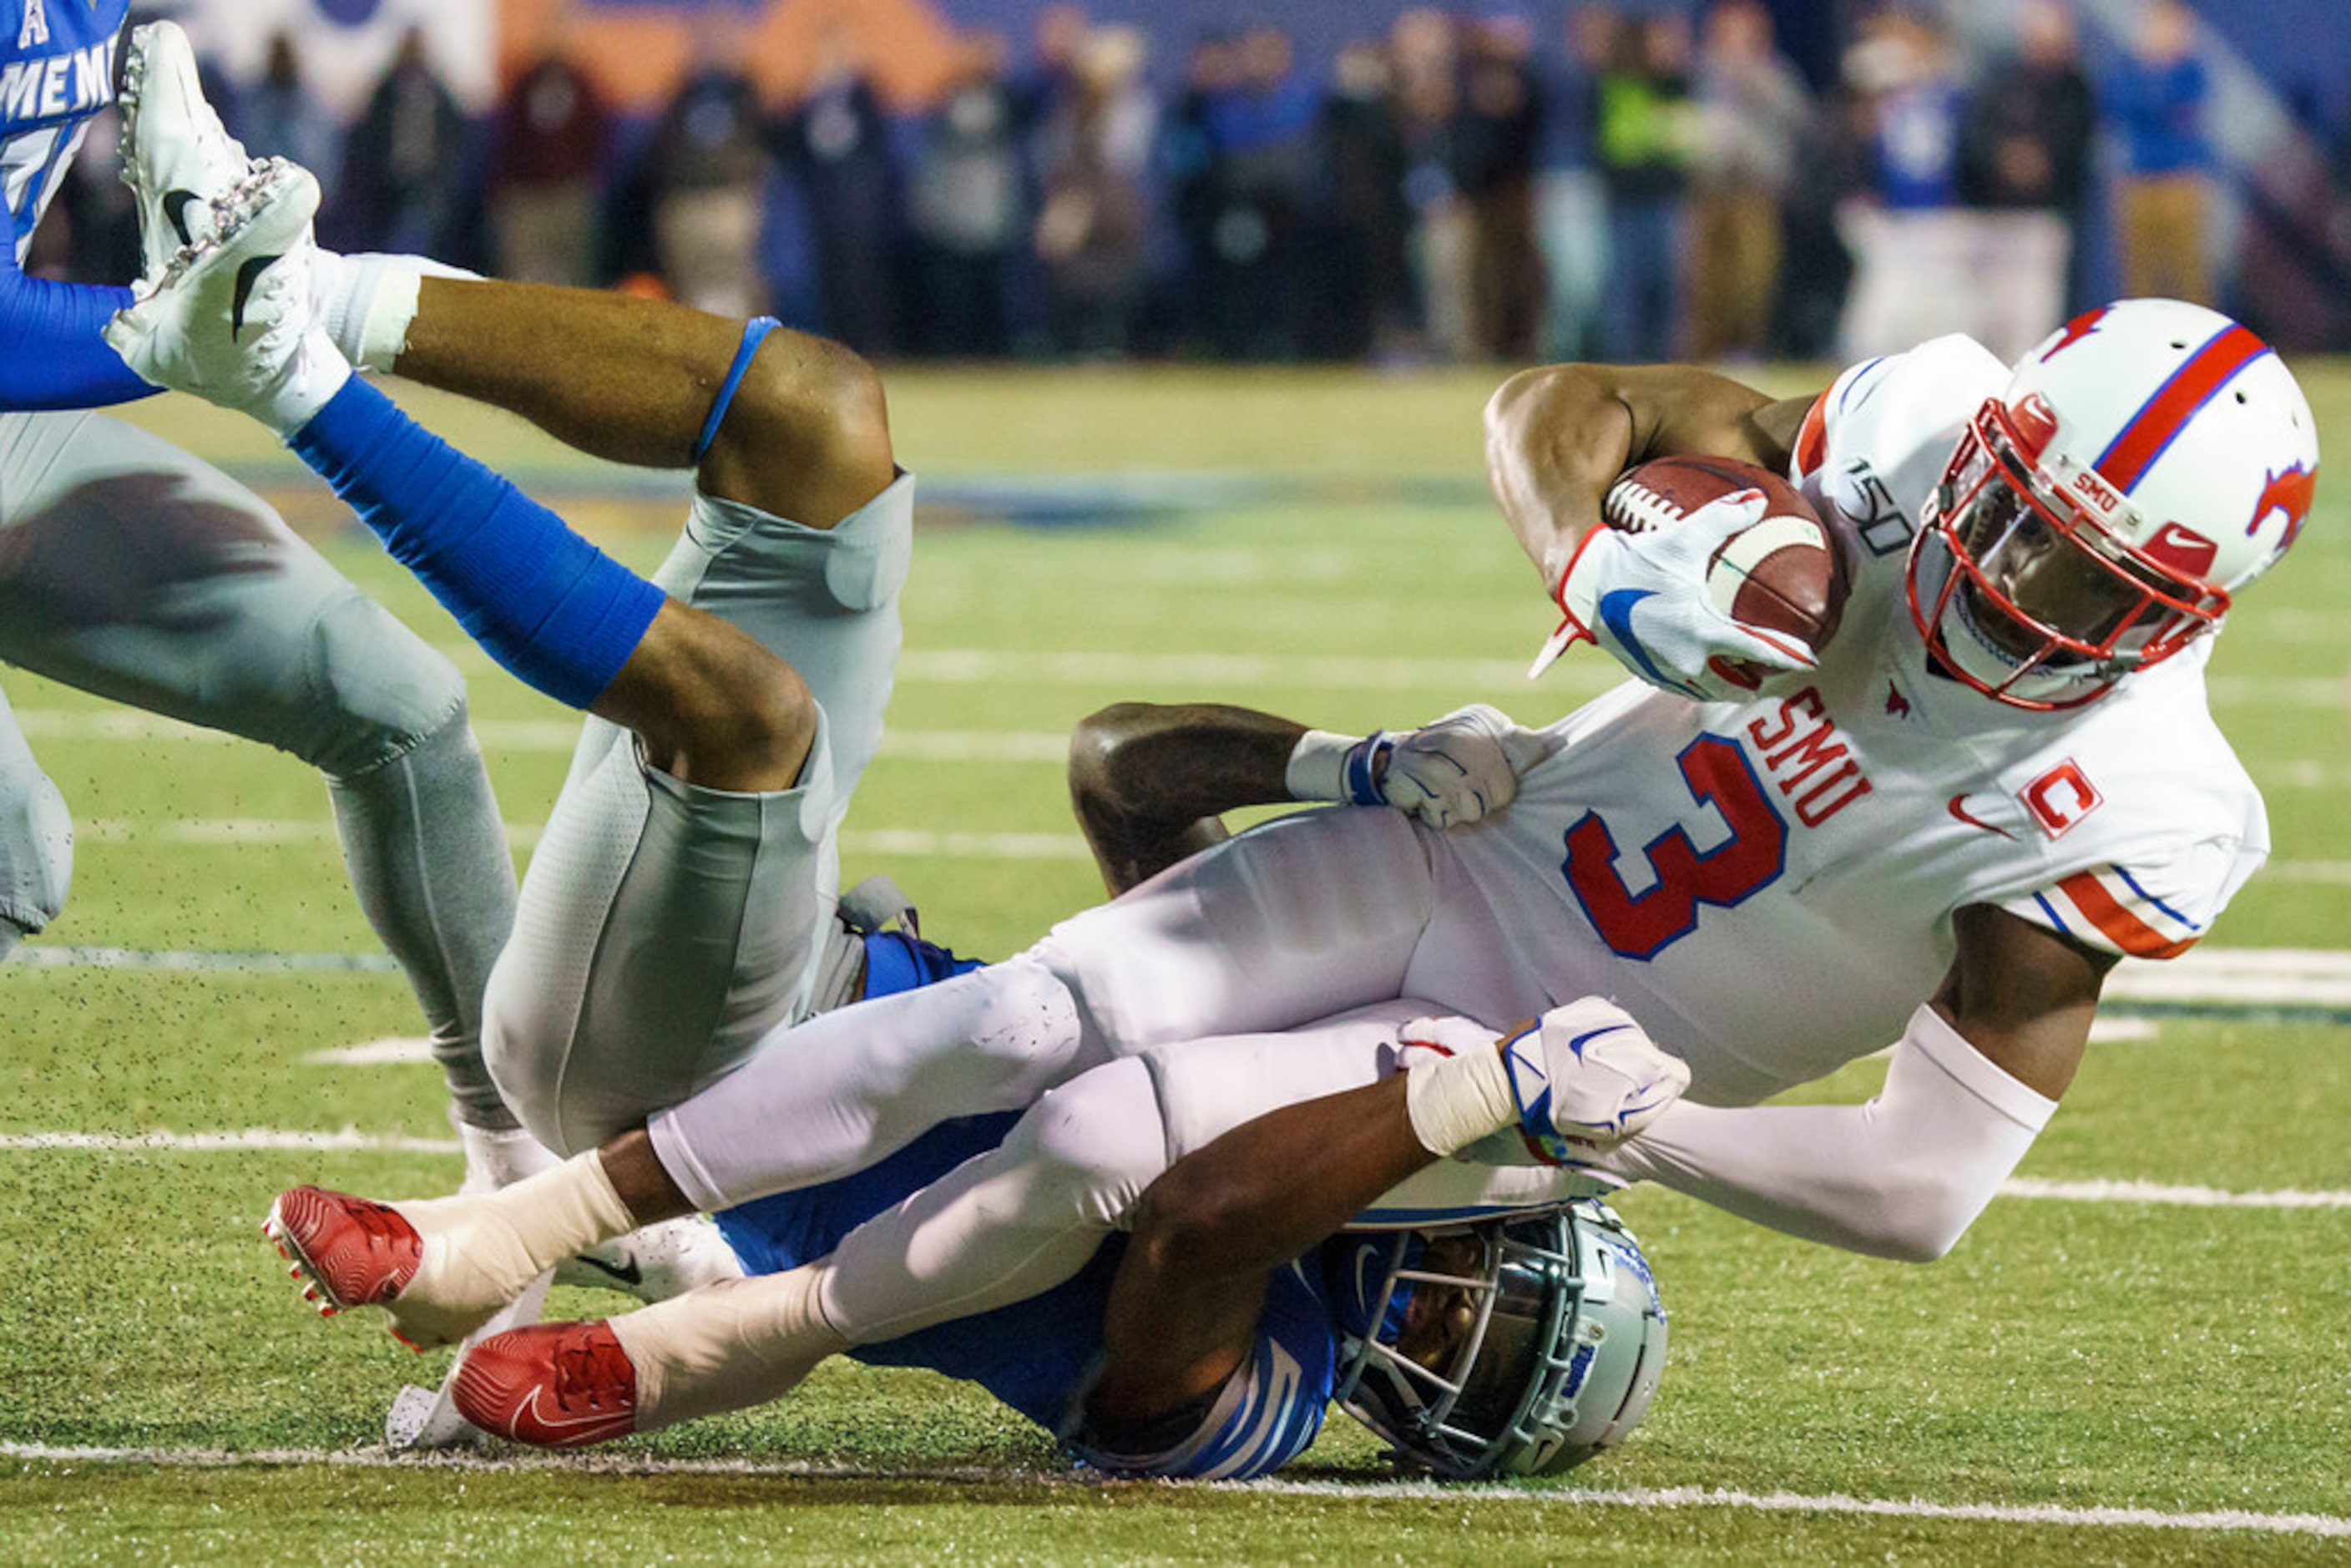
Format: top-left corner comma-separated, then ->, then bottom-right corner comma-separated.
1450,334 -> 2265,1106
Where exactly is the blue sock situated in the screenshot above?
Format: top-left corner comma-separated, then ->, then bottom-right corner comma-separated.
290,378 -> 665,710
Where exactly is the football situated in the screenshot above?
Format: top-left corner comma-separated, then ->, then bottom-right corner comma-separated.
1604,454 -> 1849,681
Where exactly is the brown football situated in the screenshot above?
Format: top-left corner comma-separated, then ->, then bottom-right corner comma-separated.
1603,454 -> 1849,684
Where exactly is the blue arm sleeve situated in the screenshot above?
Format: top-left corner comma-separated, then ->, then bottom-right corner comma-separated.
0,245 -> 154,411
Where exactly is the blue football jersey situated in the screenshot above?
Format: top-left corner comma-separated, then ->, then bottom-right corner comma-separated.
715,930 -> 1342,1475
3,0 -> 127,260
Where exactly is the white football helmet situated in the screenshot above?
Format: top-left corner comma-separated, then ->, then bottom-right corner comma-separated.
1331,1201 -> 1667,1478
1907,298 -> 2319,709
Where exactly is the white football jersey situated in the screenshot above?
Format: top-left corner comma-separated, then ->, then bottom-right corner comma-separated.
1441,336 -> 2267,1105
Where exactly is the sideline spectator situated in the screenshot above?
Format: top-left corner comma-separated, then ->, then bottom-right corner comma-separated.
1959,0 -> 2093,359
1305,38 -> 1411,361
1687,0 -> 1809,362
1837,8 -> 1970,358
643,12 -> 771,318
1393,8 -> 1468,359
1455,15 -> 1545,362
776,23 -> 902,353
340,26 -> 473,262
1595,13 -> 1693,362
242,33 -> 339,190
1034,26 -> 1155,357
1198,24 -> 1317,360
908,34 -> 1028,357
2103,0 -> 2212,305
487,21 -> 610,287
1534,8 -> 1615,362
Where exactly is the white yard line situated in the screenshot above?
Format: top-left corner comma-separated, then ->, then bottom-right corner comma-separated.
0,1127 -> 2345,1211
0,1442 -> 2339,1536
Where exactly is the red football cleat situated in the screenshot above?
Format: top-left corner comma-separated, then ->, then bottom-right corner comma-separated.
265,1186 -> 424,1334
453,1321 -> 640,1448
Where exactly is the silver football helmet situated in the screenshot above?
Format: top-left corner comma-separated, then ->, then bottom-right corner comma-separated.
1331,1199 -> 1668,1479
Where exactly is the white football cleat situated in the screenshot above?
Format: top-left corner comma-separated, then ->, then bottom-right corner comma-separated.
103,159 -> 352,435
555,1212 -> 746,1302
119,21 -> 252,276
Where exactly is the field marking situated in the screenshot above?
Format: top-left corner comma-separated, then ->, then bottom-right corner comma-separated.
69,818 -> 1099,860
306,1037 -> 434,1065
0,1128 -> 460,1154
13,709 -> 1077,762
2000,1178 -> 2351,1209
5,945 -> 402,974
0,1443 -> 2341,1537
0,1127 -> 2346,1213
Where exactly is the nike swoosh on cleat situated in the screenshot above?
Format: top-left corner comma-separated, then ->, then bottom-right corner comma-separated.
567,1253 -> 645,1290
230,254 -> 280,338
162,189 -> 200,247
511,1386 -> 632,1440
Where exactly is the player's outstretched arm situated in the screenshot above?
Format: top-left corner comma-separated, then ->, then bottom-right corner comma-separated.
1086,1073 -> 1439,1429
1070,702 -> 1555,896
1597,904 -> 2106,1261
392,279 -> 895,531
1483,363 -> 1815,591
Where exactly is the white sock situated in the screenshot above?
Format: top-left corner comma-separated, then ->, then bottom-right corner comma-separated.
315,250 -> 481,375
610,1265 -> 850,1431
454,1114 -> 561,1196
402,1151 -> 637,1321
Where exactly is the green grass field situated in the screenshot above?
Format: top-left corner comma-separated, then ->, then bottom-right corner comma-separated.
3,365 -> 2348,1565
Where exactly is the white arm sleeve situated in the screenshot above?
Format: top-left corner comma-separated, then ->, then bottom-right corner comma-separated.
1595,1006 -> 2057,1262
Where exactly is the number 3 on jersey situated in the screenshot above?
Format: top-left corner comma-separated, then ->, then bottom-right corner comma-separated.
1562,736 -> 1787,959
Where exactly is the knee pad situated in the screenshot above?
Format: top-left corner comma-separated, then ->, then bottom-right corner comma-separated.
0,767 -> 72,944
291,589 -> 468,777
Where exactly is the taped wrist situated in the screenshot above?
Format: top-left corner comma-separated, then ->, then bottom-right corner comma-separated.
1404,1043 -> 1517,1157
1284,730 -> 1392,805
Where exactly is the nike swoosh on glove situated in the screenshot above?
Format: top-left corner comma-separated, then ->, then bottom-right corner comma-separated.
1534,489 -> 1815,701
1494,997 -> 1692,1166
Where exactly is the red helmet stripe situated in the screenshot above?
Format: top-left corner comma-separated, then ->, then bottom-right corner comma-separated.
2092,324 -> 2272,494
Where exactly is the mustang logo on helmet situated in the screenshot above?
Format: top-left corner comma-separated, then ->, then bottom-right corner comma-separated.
2247,462 -> 2316,551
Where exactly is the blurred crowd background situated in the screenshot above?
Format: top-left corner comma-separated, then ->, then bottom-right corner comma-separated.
34,0 -> 2351,363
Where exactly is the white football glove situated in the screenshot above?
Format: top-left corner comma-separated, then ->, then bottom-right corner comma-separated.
1286,706 -> 1553,830
1399,999 -> 1691,1167
1492,997 -> 1691,1165
1530,489 -> 1815,701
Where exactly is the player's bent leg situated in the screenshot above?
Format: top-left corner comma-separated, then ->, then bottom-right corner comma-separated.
266,1148 -> 640,1349
485,466 -> 917,1153
644,955 -> 1090,1206
0,408 -> 520,1133
1030,802 -> 1442,1056
461,1057 -> 1176,1448
0,688 -> 72,959
451,1264 -> 841,1446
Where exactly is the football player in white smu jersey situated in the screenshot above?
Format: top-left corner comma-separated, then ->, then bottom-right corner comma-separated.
0,17 -> 529,1186
250,296 -> 2315,1437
